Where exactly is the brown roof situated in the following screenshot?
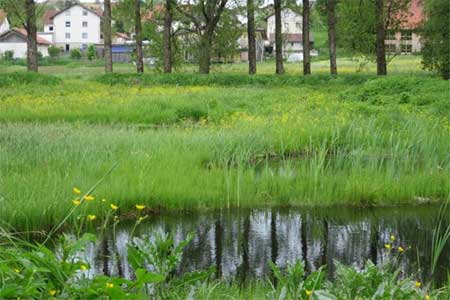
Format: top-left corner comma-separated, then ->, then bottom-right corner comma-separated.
43,10 -> 58,25
0,28 -> 51,45
0,9 -> 7,26
115,32 -> 130,40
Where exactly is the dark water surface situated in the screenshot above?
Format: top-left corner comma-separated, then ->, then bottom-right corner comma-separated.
82,206 -> 449,283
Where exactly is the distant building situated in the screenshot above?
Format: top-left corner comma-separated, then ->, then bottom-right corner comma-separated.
43,4 -> 103,52
385,0 -> 424,54
266,8 -> 315,62
238,29 -> 266,62
0,10 -> 10,34
0,28 -> 51,58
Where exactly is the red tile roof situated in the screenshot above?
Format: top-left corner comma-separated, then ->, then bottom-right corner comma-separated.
12,28 -> 51,45
398,0 -> 424,29
43,10 -> 58,25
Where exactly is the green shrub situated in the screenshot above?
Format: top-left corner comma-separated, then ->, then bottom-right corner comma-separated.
3,50 -> 14,61
70,48 -> 82,60
48,46 -> 61,59
87,44 -> 96,61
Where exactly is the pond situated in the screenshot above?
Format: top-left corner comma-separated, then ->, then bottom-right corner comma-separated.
80,206 -> 449,284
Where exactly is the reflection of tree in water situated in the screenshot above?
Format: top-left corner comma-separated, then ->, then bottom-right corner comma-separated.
82,207 -> 448,283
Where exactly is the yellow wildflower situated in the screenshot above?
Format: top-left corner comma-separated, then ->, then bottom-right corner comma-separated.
48,290 -> 57,296
305,290 -> 313,297
73,187 -> 81,195
415,281 -> 421,288
84,195 -> 95,201
106,282 -> 114,289
113,216 -> 120,222
135,204 -> 146,210
72,199 -> 81,206
14,268 -> 20,273
80,264 -> 89,271
425,295 -> 431,300
101,198 -> 106,202
390,235 -> 396,241
398,246 -> 404,253
110,204 -> 119,211
87,215 -> 96,221
384,244 -> 391,250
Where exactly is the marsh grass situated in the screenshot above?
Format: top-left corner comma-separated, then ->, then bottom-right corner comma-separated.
0,69 -> 449,230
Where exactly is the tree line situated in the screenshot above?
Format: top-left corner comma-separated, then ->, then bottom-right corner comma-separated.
0,0 -> 448,79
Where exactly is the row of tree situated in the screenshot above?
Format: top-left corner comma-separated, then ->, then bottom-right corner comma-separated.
1,0 -> 448,79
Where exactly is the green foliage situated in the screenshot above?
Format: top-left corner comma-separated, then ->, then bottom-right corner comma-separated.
87,44 -> 97,61
48,46 -> 61,59
211,10 -> 243,63
336,0 -> 411,60
3,50 -> 14,61
269,261 -> 330,300
0,72 -> 61,87
70,48 -> 82,60
421,0 -> 450,79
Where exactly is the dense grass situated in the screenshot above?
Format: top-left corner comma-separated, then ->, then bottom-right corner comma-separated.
0,58 -> 449,229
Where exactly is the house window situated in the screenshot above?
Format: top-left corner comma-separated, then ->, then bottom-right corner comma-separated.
49,26 -> 54,31
401,44 -> 412,53
386,30 -> 396,40
65,10 -> 71,16
401,30 -> 412,41
386,44 -> 397,53
295,22 -> 301,30
65,44 -> 70,52
82,21 -> 88,27
65,32 -> 71,39
82,32 -> 88,39
284,22 -> 289,30
65,21 -> 71,28
82,10 -> 88,16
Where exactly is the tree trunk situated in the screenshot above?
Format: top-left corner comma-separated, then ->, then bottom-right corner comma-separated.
274,0 -> 284,74
247,0 -> 256,74
103,0 -> 113,73
25,0 -> 38,72
302,0 -> 311,75
375,0 -> 387,75
163,0 -> 172,73
198,27 -> 213,74
134,0 -> 144,73
327,0 -> 337,75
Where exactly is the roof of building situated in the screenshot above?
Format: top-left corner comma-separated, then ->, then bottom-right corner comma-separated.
115,32 -> 130,40
51,3 -> 102,20
0,9 -> 8,27
400,0 -> 424,29
43,10 -> 59,25
0,28 -> 51,45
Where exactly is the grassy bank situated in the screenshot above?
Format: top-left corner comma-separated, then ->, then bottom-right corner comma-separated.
0,71 -> 449,230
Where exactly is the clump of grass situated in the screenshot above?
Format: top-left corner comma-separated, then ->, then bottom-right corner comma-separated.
0,72 -> 61,87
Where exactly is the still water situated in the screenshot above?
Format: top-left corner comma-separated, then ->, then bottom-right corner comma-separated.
81,206 -> 449,283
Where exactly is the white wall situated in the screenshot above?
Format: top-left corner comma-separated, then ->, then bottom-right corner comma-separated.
53,5 -> 101,48
267,9 -> 303,35
0,43 -> 48,58
0,18 -> 10,34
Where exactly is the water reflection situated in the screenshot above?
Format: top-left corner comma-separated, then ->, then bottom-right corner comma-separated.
80,206 -> 449,283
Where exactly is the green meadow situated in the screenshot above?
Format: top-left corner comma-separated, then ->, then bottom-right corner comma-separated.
0,57 -> 449,230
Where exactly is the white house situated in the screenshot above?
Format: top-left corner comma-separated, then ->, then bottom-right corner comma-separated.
0,10 -> 10,34
0,28 -> 51,58
43,4 -> 103,52
266,8 -> 315,61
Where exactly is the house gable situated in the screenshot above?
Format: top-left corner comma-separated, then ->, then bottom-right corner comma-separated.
0,31 -> 27,43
